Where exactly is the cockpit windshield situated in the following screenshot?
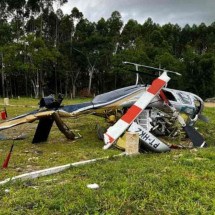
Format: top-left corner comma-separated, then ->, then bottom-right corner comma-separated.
193,96 -> 202,114
177,92 -> 192,105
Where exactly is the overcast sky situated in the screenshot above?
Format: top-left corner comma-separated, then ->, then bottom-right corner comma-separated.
57,0 -> 215,26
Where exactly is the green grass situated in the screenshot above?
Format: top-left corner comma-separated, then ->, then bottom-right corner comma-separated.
0,98 -> 214,214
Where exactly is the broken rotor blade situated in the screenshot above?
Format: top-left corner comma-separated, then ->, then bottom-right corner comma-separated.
198,114 -> 209,123
173,114 -> 207,148
32,117 -> 54,143
183,125 -> 206,148
103,71 -> 171,150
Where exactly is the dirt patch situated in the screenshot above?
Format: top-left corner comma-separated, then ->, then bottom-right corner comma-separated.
205,102 -> 215,108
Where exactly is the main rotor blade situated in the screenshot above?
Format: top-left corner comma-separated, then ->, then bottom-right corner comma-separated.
198,114 -> 209,123
103,71 -> 170,150
123,61 -> 181,76
127,69 -> 158,77
183,125 -> 206,148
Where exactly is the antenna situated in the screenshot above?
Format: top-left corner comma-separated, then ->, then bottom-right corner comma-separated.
135,64 -> 139,85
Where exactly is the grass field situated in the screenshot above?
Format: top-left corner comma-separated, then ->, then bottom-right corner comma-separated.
0,98 -> 214,214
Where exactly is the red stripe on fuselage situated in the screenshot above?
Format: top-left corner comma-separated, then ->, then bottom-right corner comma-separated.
121,105 -> 142,124
147,78 -> 166,95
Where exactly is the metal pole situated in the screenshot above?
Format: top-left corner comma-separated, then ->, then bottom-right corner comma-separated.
1,53 -> 5,97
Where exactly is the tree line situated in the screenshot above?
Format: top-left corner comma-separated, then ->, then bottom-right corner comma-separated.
0,0 -> 214,100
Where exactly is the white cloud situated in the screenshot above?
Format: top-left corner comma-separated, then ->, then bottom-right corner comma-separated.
58,0 -> 215,26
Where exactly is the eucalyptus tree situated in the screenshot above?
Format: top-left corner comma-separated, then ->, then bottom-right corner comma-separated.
0,0 -> 7,21
11,34 -> 60,98
55,7 -> 83,98
161,23 -> 181,56
206,22 -> 215,53
72,18 -> 97,95
120,19 -> 142,50
106,11 -> 123,54
0,21 -> 12,46
1,0 -> 67,97
0,42 -> 24,97
72,11 -> 124,95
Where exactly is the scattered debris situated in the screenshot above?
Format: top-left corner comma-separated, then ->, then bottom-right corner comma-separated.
24,150 -> 30,154
27,157 -> 39,162
34,150 -> 43,155
0,133 -> 6,140
15,167 -> 22,172
13,133 -> 27,140
190,148 -> 198,153
32,186 -> 39,190
87,183 -> 99,189
4,189 -> 10,193
0,133 -> 27,141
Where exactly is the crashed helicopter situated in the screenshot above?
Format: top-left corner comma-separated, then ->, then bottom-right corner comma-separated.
0,62 -> 207,152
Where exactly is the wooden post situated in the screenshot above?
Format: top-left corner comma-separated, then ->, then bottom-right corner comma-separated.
125,131 -> 139,155
3,98 -> 9,106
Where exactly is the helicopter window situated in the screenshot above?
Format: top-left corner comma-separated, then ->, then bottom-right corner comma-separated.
177,92 -> 192,104
194,97 -> 201,113
162,91 -> 177,101
194,97 -> 201,107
